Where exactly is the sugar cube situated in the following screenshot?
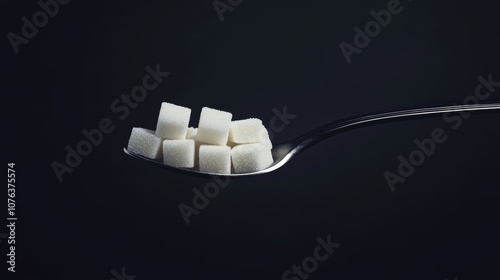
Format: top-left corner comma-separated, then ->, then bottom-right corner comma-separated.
163,139 -> 195,168
231,143 -> 273,173
199,145 -> 231,174
196,107 -> 232,145
155,102 -> 191,140
127,128 -> 163,159
229,118 -> 263,144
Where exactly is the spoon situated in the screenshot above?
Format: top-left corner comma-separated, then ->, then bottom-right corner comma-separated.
124,101 -> 500,177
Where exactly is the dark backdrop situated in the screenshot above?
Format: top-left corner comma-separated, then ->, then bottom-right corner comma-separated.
2,0 -> 499,279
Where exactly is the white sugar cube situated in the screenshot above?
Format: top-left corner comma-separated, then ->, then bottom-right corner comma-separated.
199,145 -> 231,174
163,139 -> 195,168
231,143 -> 273,173
196,107 -> 232,146
258,126 -> 273,149
186,127 -> 198,139
229,118 -> 263,144
127,128 -> 163,159
155,102 -> 191,140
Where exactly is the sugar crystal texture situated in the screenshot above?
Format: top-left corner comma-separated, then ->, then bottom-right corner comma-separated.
231,143 -> 273,173
127,128 -> 163,159
258,125 -> 273,149
155,102 -> 191,140
185,127 -> 202,165
199,145 -> 231,174
186,127 -> 198,139
163,139 -> 195,168
193,141 -> 203,166
196,107 -> 232,145
229,118 -> 263,144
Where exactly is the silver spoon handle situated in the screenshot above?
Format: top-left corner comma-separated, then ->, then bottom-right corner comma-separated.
292,100 -> 500,153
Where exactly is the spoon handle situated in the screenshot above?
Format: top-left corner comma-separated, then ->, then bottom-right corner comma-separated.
292,99 -> 500,153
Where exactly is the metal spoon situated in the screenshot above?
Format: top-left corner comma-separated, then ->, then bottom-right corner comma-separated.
124,101 -> 500,177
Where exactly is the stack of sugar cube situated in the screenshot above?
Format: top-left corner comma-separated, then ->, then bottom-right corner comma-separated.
126,102 -> 273,174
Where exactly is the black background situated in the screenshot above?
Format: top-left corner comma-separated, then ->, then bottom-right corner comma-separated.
2,0 -> 500,279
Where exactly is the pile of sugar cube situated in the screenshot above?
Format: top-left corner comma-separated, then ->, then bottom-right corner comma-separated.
127,102 -> 273,174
